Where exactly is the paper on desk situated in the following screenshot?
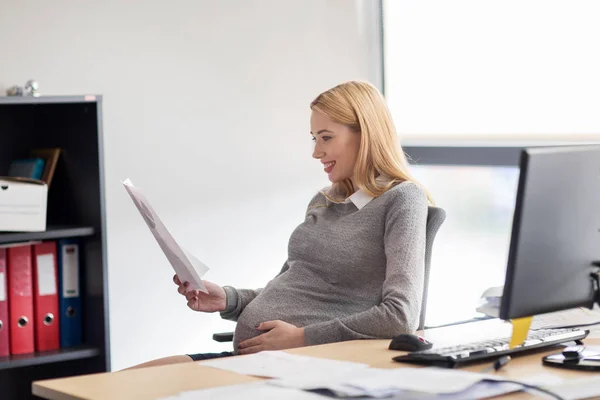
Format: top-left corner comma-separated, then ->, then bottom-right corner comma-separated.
200,351 -> 369,379
269,367 -> 390,397
160,381 -> 325,400
548,376 -> 600,400
531,306 -> 600,330
272,367 -> 503,396
476,286 -> 503,318
274,369 -> 568,399
481,285 -> 504,299
350,368 -> 503,395
122,179 -> 208,293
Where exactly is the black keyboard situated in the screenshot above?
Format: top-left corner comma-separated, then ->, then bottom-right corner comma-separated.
393,328 -> 589,368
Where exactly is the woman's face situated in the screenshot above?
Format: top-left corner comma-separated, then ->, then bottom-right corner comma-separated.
310,110 -> 361,184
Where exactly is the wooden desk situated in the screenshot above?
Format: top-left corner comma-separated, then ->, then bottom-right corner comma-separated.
33,320 -> 599,400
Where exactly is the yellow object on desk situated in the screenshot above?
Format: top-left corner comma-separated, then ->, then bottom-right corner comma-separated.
510,316 -> 533,349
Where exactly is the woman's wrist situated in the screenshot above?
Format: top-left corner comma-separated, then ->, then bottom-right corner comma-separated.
296,327 -> 306,347
221,286 -> 238,313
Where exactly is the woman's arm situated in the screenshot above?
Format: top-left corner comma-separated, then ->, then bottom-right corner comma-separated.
303,184 -> 428,345
220,191 -> 324,322
219,262 -> 290,321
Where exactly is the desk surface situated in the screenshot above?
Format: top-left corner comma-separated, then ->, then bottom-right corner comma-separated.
33,319 -> 599,400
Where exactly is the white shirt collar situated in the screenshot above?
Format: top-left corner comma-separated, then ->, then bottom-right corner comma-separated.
344,190 -> 374,210
343,176 -> 388,210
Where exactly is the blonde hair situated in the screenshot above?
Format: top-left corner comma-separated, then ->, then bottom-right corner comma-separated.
310,80 -> 433,204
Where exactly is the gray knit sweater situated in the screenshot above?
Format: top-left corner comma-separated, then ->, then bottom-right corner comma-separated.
220,181 -> 428,352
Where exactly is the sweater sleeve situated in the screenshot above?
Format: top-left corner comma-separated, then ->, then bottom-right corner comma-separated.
303,183 -> 428,346
220,191 -> 326,321
219,262 -> 290,321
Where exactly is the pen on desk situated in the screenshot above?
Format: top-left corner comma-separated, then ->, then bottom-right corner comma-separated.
481,355 -> 511,373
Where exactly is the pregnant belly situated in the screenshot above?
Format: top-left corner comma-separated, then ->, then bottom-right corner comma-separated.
231,298 -> 343,352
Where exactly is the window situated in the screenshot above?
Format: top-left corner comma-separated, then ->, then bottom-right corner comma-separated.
412,165 -> 520,326
383,0 -> 600,326
383,0 -> 600,145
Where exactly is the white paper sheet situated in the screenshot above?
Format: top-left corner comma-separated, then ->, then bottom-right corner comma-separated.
274,368 -> 568,399
122,178 -> 208,293
272,367 -> 535,399
531,306 -> 600,330
199,351 -> 369,379
160,382 -> 326,400
481,285 -> 503,299
548,376 -> 600,400
347,367 -> 501,395
269,367 -> 383,396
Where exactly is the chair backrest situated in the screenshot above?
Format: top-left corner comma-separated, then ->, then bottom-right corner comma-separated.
418,206 -> 446,330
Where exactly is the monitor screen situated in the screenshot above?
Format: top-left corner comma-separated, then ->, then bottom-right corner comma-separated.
500,145 -> 600,320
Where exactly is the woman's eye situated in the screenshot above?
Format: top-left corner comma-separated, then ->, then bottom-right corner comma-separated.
322,136 -> 331,141
311,136 -> 316,142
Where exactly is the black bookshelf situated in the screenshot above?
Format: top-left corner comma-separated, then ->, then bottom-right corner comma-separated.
0,95 -> 109,399
0,226 -> 95,245
0,346 -> 100,371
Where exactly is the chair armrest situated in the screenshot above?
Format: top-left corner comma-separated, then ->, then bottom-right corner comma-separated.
212,332 -> 234,342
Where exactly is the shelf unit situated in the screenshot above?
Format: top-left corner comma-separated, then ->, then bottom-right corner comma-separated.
0,346 -> 101,371
0,95 -> 109,399
0,226 -> 95,245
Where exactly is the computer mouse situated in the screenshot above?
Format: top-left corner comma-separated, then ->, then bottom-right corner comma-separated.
388,334 -> 433,352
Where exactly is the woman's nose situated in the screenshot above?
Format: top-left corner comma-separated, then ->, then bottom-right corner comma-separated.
313,145 -> 324,159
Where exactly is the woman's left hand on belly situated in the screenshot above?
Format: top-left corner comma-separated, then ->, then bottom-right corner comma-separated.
238,320 -> 305,355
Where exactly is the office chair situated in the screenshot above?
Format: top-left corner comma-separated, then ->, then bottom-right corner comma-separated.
213,205 -> 446,342
419,206 -> 446,330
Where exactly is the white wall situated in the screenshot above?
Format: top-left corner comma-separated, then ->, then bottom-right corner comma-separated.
0,0 -> 381,370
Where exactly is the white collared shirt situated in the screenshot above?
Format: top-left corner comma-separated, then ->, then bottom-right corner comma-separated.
343,176 -> 390,210
344,190 -> 374,210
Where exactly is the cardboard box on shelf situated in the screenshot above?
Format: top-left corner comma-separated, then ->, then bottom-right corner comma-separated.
0,148 -> 60,232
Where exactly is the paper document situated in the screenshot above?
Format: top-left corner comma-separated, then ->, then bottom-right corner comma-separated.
159,382 -> 326,400
345,368 -> 500,395
274,368 -> 571,399
200,351 -> 369,379
547,375 -> 600,400
272,366 -> 530,399
476,285 -> 503,317
122,178 -> 208,293
531,306 -> 600,330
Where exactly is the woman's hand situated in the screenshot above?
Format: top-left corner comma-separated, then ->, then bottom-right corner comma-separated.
238,320 -> 305,355
173,274 -> 226,313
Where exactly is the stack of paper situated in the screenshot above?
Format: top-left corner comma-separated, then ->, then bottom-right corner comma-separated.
199,351 -> 369,379
531,306 -> 600,335
550,375 -> 600,400
476,286 -> 503,318
160,382 -> 325,400
477,285 -> 600,337
270,367 -> 520,398
196,352 -> 540,399
164,355 -> 600,400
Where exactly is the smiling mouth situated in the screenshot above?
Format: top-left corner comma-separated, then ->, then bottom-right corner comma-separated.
324,161 -> 336,173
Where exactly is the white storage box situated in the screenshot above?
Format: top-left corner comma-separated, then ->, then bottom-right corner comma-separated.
0,177 -> 48,232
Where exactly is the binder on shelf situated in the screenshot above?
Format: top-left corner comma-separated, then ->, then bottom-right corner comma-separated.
57,239 -> 82,348
32,241 -> 60,352
7,243 -> 35,355
0,248 -> 9,357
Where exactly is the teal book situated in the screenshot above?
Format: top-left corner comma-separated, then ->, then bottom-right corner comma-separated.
8,157 -> 46,180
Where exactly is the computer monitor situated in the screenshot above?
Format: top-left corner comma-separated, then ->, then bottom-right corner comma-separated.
500,145 -> 600,320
